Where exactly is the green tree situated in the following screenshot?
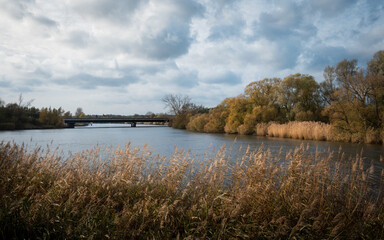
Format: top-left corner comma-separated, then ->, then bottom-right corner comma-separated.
244,78 -> 281,107
368,50 -> 384,76
279,73 -> 322,121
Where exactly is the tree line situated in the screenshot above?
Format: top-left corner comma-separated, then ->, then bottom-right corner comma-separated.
166,50 -> 384,144
0,96 -> 85,130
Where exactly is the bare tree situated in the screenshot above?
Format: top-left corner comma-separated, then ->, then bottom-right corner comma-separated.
75,107 -> 85,118
162,94 -> 191,115
17,93 -> 34,108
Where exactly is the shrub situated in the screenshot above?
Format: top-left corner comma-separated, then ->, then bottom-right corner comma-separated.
187,114 -> 209,132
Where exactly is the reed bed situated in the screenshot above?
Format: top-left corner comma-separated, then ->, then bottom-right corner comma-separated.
265,121 -> 333,141
1,141 -> 383,239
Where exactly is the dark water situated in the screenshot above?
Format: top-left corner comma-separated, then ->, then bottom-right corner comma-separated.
1,124 -> 383,177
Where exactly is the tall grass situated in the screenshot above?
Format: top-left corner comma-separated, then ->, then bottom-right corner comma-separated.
1,141 -> 383,239
267,121 -> 333,141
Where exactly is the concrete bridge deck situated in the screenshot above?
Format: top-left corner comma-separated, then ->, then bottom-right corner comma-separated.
64,117 -> 170,128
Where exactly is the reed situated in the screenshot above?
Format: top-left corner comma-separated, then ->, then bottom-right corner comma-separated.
267,121 -> 334,141
254,122 -> 270,136
0,141 -> 383,239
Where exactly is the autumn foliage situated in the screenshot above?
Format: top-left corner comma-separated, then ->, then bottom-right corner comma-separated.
186,50 -> 384,144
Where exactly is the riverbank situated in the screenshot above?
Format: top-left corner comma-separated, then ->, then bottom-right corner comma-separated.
187,120 -> 384,145
1,141 -> 383,239
0,122 -> 69,131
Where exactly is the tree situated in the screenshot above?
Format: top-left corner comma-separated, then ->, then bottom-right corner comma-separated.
368,50 -> 384,76
75,107 -> 85,118
162,94 -> 191,115
39,107 -> 65,127
335,59 -> 358,84
17,93 -> 34,108
279,73 -> 321,121
224,96 -> 249,133
320,65 -> 337,105
244,78 -> 281,107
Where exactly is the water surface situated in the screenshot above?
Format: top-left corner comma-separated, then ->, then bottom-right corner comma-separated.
1,124 -> 383,172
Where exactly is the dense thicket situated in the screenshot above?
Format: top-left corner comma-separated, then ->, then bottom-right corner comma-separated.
184,50 -> 384,144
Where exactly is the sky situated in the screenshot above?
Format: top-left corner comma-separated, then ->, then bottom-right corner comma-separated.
0,0 -> 384,115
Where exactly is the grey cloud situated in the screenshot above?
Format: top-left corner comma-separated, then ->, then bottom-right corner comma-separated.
15,86 -> 33,93
208,19 -> 245,41
65,31 -> 92,49
0,0 -> 34,19
254,2 -> 314,41
173,71 -> 199,88
307,0 -> 358,17
133,0 -> 204,60
0,78 -> 11,88
359,2 -> 384,27
204,71 -> 242,85
25,79 -> 43,87
275,40 -> 302,69
216,0 -> 236,6
360,26 -> 384,46
171,0 -> 205,20
247,2 -> 318,70
135,26 -> 192,60
356,25 -> 384,62
56,73 -> 139,89
67,0 -> 204,60
0,0 -> 57,28
304,45 -> 348,70
33,68 -> 52,79
257,15 -> 297,41
69,0 -> 146,23
31,15 -> 57,28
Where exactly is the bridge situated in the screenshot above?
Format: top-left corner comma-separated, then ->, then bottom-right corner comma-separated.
64,117 -> 170,128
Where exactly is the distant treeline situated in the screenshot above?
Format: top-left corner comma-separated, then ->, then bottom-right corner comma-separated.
0,96 -> 71,130
171,50 -> 384,144
0,98 -> 171,130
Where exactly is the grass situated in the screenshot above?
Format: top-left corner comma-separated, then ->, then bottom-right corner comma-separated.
1,141 -> 383,239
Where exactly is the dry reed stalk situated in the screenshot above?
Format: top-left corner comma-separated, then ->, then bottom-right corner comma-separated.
0,141 -> 383,239
254,122 -> 269,136
266,121 -> 334,141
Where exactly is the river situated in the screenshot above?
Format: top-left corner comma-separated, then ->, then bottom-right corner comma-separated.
1,124 -> 384,180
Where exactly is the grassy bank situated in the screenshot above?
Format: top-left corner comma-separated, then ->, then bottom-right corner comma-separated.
1,141 -> 383,239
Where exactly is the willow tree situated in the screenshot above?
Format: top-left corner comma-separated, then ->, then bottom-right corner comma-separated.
279,73 -> 322,121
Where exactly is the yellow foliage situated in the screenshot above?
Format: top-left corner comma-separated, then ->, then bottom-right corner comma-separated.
187,114 -> 209,132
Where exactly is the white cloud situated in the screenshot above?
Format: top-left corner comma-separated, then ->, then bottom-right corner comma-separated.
0,0 -> 383,114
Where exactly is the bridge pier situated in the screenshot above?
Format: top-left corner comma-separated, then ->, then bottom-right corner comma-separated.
131,122 -> 136,127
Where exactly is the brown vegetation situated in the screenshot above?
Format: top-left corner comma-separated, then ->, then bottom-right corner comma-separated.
182,50 -> 384,144
266,121 -> 333,141
1,141 -> 383,239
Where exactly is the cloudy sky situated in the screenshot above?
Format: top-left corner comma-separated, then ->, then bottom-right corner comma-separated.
1,0 -> 383,115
